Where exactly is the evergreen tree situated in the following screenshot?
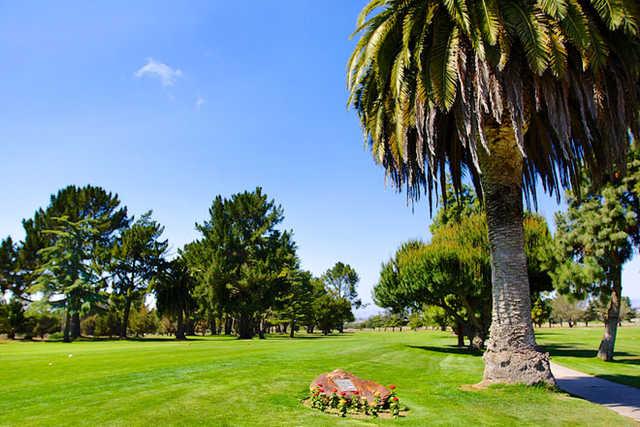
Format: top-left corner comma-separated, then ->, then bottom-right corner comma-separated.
321,262 -> 360,332
22,185 -> 128,337
152,259 -> 196,340
32,217 -> 107,342
553,144 -> 640,360
182,188 -> 298,339
110,212 -> 167,338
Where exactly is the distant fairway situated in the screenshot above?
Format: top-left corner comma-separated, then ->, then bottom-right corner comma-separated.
537,326 -> 640,389
1,330 -> 636,426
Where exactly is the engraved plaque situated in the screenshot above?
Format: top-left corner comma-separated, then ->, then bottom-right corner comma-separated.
334,378 -> 357,392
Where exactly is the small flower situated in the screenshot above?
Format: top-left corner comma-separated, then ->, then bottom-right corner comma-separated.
340,391 -> 346,397
389,384 -> 396,390
332,388 -> 337,393
393,396 -> 399,401
353,390 -> 359,395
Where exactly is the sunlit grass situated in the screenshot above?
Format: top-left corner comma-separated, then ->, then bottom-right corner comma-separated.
537,326 -> 640,388
0,330 -> 634,426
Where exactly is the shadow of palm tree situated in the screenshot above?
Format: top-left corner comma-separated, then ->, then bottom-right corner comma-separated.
407,345 -> 482,356
542,343 -> 636,361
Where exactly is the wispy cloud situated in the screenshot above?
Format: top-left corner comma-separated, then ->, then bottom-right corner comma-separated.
134,58 -> 182,87
195,96 -> 206,110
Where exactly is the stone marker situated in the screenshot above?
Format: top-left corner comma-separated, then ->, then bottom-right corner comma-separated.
310,369 -> 391,405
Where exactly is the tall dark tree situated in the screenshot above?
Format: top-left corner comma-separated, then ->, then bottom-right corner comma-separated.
110,212 -> 168,339
22,185 -> 128,337
275,269 -> 315,338
33,217 -> 106,342
182,188 -> 298,339
152,259 -> 196,340
553,144 -> 640,360
348,0 -> 640,384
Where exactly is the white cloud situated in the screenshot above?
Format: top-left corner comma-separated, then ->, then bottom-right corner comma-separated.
195,96 -> 205,110
134,58 -> 182,86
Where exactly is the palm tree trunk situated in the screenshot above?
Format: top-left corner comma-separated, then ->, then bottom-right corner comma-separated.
479,124 -> 554,386
598,267 -> 622,361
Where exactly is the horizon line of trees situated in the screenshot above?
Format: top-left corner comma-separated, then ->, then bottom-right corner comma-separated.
0,185 -> 361,341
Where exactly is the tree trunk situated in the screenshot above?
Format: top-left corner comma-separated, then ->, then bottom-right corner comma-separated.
70,312 -> 81,339
63,310 -> 71,343
598,270 -> 622,361
237,314 -> 254,339
290,320 -> 295,338
175,311 -> 186,340
479,125 -> 554,386
224,316 -> 232,335
210,318 -> 217,335
258,318 -> 266,339
120,298 -> 132,339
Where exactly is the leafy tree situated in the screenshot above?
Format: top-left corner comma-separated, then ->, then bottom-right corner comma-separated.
375,198 -> 553,349
321,262 -> 361,332
22,185 -> 128,337
550,294 -> 585,328
33,217 -> 107,342
348,0 -> 640,385
531,297 -> 552,328
110,212 -> 167,338
128,304 -> 159,337
182,188 -> 298,339
275,269 -> 315,337
313,293 -> 353,335
553,144 -> 640,360
153,259 -> 196,340
0,237 -> 25,301
26,302 -> 61,339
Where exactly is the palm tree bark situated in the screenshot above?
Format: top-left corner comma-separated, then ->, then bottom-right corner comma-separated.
479,124 -> 555,386
597,266 -> 622,361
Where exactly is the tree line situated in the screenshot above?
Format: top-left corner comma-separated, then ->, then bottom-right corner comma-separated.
0,186 -> 360,341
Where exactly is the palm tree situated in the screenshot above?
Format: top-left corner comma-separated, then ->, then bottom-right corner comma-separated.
152,259 -> 195,340
348,0 -> 640,385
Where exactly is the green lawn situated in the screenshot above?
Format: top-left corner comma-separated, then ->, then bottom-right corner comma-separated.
0,331 -> 635,426
537,326 -> 640,388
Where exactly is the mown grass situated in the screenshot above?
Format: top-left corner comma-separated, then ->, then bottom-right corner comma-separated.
0,330 -> 635,426
537,326 -> 640,388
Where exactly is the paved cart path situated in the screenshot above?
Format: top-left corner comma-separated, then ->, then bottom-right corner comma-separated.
551,362 -> 640,422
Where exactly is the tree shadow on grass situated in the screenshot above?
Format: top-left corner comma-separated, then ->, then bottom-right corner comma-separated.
594,374 -> 640,389
542,343 -> 637,362
407,345 -> 482,356
266,333 -> 352,340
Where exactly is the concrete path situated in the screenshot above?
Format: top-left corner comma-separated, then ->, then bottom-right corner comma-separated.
551,362 -> 640,422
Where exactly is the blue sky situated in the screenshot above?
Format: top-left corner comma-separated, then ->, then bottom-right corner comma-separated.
0,1 -> 638,316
